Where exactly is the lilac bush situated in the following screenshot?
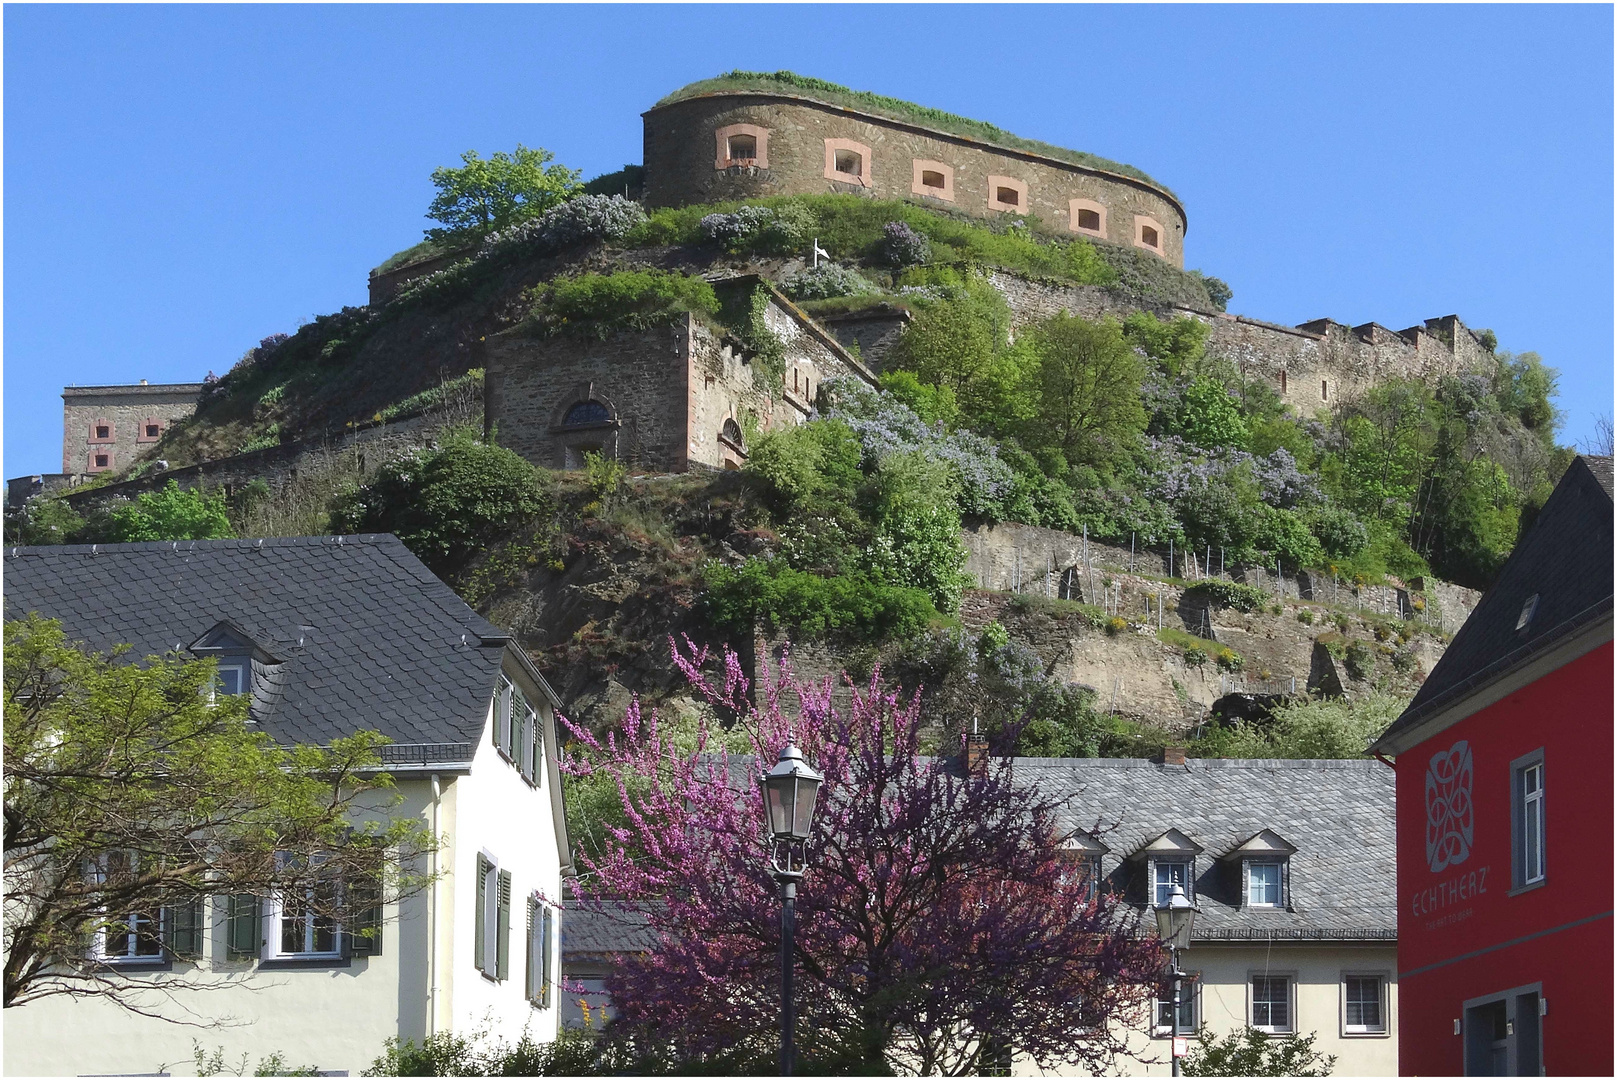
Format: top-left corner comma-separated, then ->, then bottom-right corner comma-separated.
477,194 -> 646,261
1251,448 -> 1321,509
881,220 -> 931,267
781,262 -> 876,301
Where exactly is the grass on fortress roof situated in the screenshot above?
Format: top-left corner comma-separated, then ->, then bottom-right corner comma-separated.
657,71 -> 1170,194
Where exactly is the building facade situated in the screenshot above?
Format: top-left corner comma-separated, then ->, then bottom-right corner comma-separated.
3,535 -> 574,1077
1368,455 -> 1614,1076
643,87 -> 1187,267
61,381 -> 202,475
1015,756 -> 1399,1077
484,279 -> 877,472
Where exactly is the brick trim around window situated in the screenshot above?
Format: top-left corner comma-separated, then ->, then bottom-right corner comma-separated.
715,123 -> 770,170
911,159 -> 955,202
987,175 -> 1029,214
1069,197 -> 1107,238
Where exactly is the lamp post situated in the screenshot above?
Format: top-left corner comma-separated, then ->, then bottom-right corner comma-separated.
1154,883 -> 1199,1077
760,744 -> 824,1077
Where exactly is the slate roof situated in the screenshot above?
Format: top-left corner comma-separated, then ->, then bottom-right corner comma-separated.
562,900 -> 661,958
1371,455 -> 1614,753
4,535 -> 510,752
1014,757 -> 1396,941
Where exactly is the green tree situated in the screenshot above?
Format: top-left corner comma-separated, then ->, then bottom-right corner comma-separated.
1180,1026 -> 1336,1076
1122,311 -> 1208,377
1174,376 -> 1250,451
424,145 -> 582,243
2,616 -> 435,1009
866,452 -> 970,612
1021,314 -> 1148,468
104,481 -> 234,543
328,428 -> 551,578
888,278 -> 1029,431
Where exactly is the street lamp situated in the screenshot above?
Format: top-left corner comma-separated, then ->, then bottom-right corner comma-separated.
1154,883 -> 1199,1077
760,744 -> 824,1077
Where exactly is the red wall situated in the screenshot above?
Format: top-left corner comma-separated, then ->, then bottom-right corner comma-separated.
1396,642 -> 1613,1076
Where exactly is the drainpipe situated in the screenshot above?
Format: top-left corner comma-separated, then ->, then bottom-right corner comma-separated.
428,773 -> 441,1036
1371,752 -> 1396,770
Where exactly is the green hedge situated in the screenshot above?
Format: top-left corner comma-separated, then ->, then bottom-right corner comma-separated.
522,270 -> 720,338
704,558 -> 936,642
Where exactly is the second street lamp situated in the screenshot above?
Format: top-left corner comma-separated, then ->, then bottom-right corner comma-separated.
760,744 -> 824,1077
1154,883 -> 1199,1077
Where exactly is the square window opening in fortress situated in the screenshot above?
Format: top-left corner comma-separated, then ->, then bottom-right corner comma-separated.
1077,208 -> 1100,231
996,186 -> 1020,207
1142,225 -> 1159,248
834,149 -> 862,177
921,170 -> 945,190
726,134 -> 756,162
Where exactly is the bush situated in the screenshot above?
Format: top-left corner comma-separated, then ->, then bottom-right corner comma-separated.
364,1028 -> 604,1076
1182,580 -> 1268,613
478,193 -> 647,261
328,428 -> 551,577
5,497 -> 86,546
103,481 -> 235,543
880,220 -> 931,267
523,270 -> 720,338
1180,1026 -> 1336,1076
1182,644 -> 1208,668
1215,647 -> 1244,672
1343,640 -> 1375,681
781,262 -> 876,301
1105,616 -> 1128,636
1308,505 -> 1369,559
704,558 -> 936,642
1296,608 -> 1315,625
1192,694 -> 1403,760
744,419 -> 863,508
698,203 -> 812,254
866,453 -> 971,612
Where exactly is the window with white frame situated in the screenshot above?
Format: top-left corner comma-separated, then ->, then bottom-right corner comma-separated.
1512,751 -> 1546,888
92,851 -> 165,964
1152,859 -> 1191,907
475,853 -> 510,980
215,661 -> 249,698
268,854 -> 343,959
1247,860 -> 1283,907
526,896 -> 555,1007
1250,975 -> 1293,1033
1342,974 -> 1387,1035
1155,973 -> 1198,1035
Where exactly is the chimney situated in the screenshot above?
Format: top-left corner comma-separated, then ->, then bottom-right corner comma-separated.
964,717 -> 989,774
1160,745 -> 1188,766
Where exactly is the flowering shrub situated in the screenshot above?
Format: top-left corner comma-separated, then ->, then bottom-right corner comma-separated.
1251,448 -> 1320,509
781,262 -> 876,301
698,203 -> 812,254
477,194 -> 647,261
880,220 -> 930,267
560,638 -> 1165,1075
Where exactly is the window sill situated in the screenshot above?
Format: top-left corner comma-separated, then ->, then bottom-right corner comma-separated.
259,956 -> 353,970
96,956 -> 173,973
1507,878 -> 1547,898
1341,1030 -> 1391,1039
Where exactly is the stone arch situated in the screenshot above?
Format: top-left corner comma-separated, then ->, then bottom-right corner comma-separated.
549,384 -> 622,470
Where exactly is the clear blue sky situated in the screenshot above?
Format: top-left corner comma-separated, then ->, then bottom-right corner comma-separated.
6,4 -> 1612,477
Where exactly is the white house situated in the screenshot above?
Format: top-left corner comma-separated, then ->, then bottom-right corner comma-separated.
3,534 -> 574,1077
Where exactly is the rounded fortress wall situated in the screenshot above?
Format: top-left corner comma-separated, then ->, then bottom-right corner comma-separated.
643,92 -> 1188,268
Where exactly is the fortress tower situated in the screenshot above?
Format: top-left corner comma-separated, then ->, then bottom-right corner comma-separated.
642,73 -> 1188,268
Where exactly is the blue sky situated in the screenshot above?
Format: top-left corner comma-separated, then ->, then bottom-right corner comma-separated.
6,4 -> 1612,477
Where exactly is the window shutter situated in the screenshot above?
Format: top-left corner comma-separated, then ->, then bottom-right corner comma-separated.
167,898 -> 204,960
226,895 -> 260,959
524,898 -> 537,1002
474,855 -> 489,974
540,904 -> 554,1008
495,870 -> 512,981
351,873 -> 383,957
533,709 -> 546,785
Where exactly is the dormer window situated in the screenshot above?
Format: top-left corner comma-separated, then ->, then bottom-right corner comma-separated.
1060,831 -> 1109,904
215,663 -> 249,698
1247,861 -> 1283,907
189,621 -> 274,708
1153,860 -> 1191,906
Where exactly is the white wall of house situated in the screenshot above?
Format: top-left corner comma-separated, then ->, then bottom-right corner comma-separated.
1021,944 -> 1398,1077
439,670 -> 565,1044
4,663 -> 570,1077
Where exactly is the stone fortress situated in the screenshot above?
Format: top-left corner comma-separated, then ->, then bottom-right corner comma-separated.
20,73 -> 1495,502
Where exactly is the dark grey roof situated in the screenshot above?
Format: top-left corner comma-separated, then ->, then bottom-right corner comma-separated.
1014,757 -> 1396,941
563,901 -> 660,957
4,535 -> 507,750
1372,455 -> 1614,752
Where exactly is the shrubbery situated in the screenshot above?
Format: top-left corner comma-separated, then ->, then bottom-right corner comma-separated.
781,262 -> 876,301
477,193 -> 647,262
102,481 -> 235,543
328,428 -> 551,577
523,269 -> 720,338
704,558 -> 936,641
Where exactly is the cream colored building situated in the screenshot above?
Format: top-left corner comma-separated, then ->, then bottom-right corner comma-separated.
3,536 -> 575,1077
1013,756 -> 1398,1077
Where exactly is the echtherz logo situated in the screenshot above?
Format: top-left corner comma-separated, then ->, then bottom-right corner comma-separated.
1425,740 -> 1474,873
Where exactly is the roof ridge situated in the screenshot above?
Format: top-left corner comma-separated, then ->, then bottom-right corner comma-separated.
8,534 -> 405,557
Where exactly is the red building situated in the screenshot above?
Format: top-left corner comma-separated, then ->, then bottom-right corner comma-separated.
1369,455 -> 1613,1076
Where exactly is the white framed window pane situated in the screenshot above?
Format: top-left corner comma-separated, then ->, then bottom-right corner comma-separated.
1249,863 -> 1281,906
1156,991 -> 1194,1033
1153,861 -> 1188,907
1345,976 -> 1384,1031
1252,976 -> 1290,1031
217,665 -> 247,696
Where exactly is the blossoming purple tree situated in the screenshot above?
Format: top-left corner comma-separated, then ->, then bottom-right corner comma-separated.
562,639 -> 1165,1075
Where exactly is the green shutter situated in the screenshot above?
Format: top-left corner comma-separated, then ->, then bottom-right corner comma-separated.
351,874 -> 382,957
534,709 -> 546,786
167,898 -> 204,960
226,895 -> 260,960
540,904 -> 554,1008
524,898 -> 537,1002
474,855 -> 489,975
495,871 -> 511,981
